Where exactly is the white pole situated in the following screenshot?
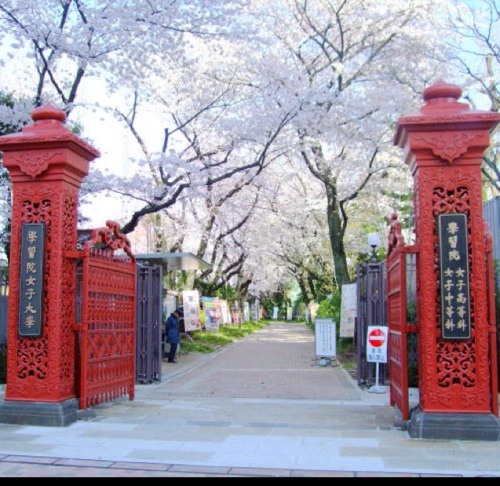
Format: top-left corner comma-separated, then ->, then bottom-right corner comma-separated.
368,361 -> 386,394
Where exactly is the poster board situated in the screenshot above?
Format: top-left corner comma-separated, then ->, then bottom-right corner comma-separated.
201,296 -> 220,332
182,290 -> 201,332
315,318 -> 336,358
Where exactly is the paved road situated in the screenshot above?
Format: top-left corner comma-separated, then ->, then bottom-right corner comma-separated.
0,322 -> 498,477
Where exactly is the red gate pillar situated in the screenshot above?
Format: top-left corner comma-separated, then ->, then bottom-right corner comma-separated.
0,104 -> 99,426
394,81 -> 500,440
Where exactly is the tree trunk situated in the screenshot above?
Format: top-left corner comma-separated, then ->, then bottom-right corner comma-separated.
325,183 -> 351,287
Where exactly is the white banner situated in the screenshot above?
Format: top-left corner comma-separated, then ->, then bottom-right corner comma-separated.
220,299 -> 232,324
340,283 -> 357,338
243,302 -> 250,322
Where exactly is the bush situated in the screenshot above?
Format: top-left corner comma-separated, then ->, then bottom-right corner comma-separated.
316,291 -> 341,321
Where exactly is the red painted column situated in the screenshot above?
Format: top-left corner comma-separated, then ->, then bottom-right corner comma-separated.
0,104 -> 99,425
394,81 -> 500,439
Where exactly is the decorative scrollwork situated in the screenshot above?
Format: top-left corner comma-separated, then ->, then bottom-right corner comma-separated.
414,133 -> 481,163
387,212 -> 405,257
84,220 -> 134,259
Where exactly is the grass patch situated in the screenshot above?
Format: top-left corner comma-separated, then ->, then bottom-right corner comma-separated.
181,320 -> 271,354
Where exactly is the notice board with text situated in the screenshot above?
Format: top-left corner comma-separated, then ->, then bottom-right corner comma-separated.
315,318 -> 336,358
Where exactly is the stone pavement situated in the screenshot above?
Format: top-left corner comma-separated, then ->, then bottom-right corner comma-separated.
0,322 -> 499,477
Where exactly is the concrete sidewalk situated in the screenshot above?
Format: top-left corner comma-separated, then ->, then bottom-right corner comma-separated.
0,322 -> 499,477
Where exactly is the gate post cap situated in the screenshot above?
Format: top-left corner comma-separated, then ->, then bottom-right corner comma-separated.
31,103 -> 67,123
423,80 -> 462,102
420,80 -> 470,114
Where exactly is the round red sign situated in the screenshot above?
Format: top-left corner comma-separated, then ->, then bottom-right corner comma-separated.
368,328 -> 386,348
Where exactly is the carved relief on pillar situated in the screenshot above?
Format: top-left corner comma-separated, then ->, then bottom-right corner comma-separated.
59,193 -> 78,393
7,185 -> 78,399
433,187 -> 476,386
412,132 -> 483,163
9,194 -> 53,397
416,167 -> 491,409
12,151 -> 64,179
0,102 -> 99,409
394,81 -> 500,421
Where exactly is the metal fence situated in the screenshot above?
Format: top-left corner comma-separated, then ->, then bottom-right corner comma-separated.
135,263 -> 163,384
484,197 -> 500,258
355,261 -> 388,387
484,197 -> 500,285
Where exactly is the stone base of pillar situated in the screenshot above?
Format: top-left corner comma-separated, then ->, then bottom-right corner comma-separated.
0,398 -> 78,427
408,407 -> 500,441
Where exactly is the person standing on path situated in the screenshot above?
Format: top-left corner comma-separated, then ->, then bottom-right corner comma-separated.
166,307 -> 183,363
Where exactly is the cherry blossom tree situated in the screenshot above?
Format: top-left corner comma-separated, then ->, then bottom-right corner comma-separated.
0,0 -> 271,286
240,0 -> 460,287
0,0 -> 482,302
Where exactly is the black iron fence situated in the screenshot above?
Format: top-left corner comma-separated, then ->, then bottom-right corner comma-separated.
135,262 -> 163,384
355,261 -> 388,387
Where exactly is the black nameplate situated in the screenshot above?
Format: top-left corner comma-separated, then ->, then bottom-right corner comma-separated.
438,213 -> 471,340
18,223 -> 45,337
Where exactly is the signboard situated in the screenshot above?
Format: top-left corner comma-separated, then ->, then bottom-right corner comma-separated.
315,318 -> 336,358
340,283 -> 356,338
182,290 -> 201,332
18,223 -> 45,337
438,213 -> 471,340
366,326 -> 388,363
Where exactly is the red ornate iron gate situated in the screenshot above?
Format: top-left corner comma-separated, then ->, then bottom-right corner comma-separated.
71,221 -> 136,410
386,213 -> 418,420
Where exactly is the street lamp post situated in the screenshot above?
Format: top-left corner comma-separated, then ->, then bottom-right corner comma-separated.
367,233 -> 381,262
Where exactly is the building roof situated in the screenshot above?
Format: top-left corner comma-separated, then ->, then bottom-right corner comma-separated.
135,252 -> 212,272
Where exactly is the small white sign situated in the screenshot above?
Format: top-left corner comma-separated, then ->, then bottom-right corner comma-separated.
366,326 -> 388,363
315,318 -> 336,358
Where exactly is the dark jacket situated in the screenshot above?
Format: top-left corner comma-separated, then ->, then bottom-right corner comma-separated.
166,313 -> 180,344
